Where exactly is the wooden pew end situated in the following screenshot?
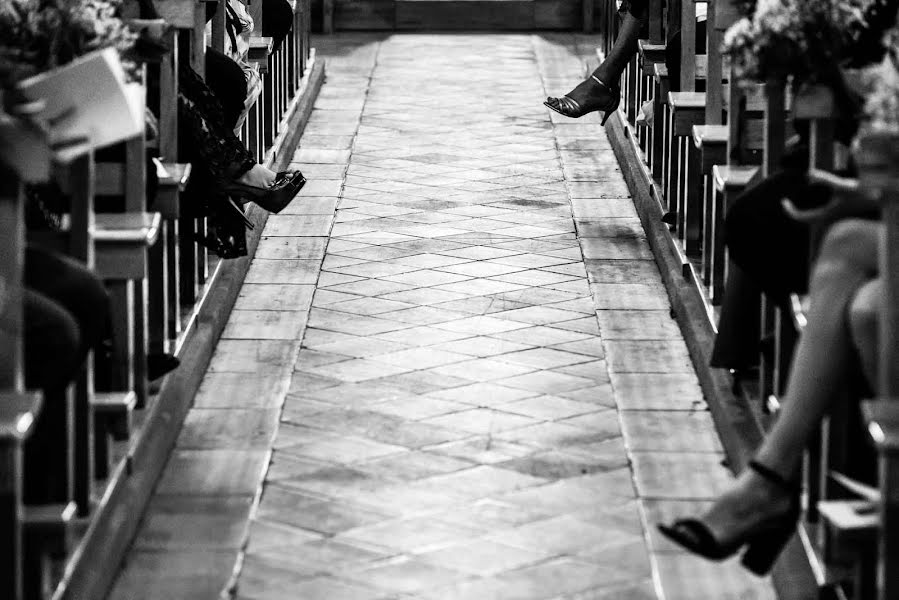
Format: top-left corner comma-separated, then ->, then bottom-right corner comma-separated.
0,391 -> 42,440
638,40 -> 667,74
24,502 -> 78,556
153,160 -> 192,218
93,391 -> 137,441
95,212 -> 163,279
712,165 -> 759,196
862,400 -> 899,450
248,37 -> 274,73
23,502 -> 78,599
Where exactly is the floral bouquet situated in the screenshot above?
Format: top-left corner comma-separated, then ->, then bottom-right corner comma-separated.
0,0 -> 137,87
862,27 -> 899,131
0,0 -> 143,179
722,0 -> 879,84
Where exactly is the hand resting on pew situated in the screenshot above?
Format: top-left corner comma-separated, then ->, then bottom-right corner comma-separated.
0,95 -> 64,183
782,169 -> 879,225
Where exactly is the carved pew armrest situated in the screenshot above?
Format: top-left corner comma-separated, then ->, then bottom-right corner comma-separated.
248,37 -> 274,73
0,391 -> 42,442
153,159 -> 192,218
669,92 -> 706,136
692,124 -> 728,171
863,400 -> 899,452
94,212 -> 162,281
638,41 -> 667,75
712,165 -> 759,195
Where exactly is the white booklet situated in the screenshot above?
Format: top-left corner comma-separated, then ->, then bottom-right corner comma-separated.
15,47 -> 145,157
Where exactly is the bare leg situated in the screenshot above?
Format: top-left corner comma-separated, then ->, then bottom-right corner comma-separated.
695,219 -> 880,543
849,277 -> 882,386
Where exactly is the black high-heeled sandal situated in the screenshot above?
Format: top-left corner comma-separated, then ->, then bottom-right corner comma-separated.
657,460 -> 800,575
225,170 -> 306,214
544,75 -> 621,125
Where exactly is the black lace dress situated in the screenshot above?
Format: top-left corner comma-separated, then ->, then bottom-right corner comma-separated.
178,61 -> 256,257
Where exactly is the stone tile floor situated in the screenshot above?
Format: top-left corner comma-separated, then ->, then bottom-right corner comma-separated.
109,34 -> 776,600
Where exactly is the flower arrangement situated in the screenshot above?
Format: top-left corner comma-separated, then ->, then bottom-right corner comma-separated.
862,27 -> 899,131
722,0 -> 879,84
0,0 -> 137,87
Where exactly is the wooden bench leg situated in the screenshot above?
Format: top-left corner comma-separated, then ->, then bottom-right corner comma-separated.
167,219 -> 181,343
179,216 -> 198,307
23,503 -> 76,600
73,368 -> 93,517
685,140 -> 703,256
626,61 -> 638,124
148,224 -> 168,358
1,436 -> 25,600
674,136 -> 687,239
196,217 -> 208,287
102,281 -> 134,393
662,104 -> 673,212
133,280 -> 149,408
665,123 -> 682,222
323,0 -> 334,34
23,388 -> 72,505
652,83 -> 664,181
93,424 -> 112,481
702,171 -> 714,288
711,185 -> 726,304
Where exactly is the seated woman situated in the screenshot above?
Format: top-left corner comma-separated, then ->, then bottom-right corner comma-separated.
23,247 -> 111,503
1,84 -> 114,501
658,175 -> 881,575
138,0 -> 305,257
176,57 -> 305,257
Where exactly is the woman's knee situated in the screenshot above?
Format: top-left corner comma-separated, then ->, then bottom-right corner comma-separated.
811,219 -> 880,282
819,219 -> 879,263
849,278 -> 882,341
849,278 -> 882,385
37,252 -> 110,351
24,290 -> 83,390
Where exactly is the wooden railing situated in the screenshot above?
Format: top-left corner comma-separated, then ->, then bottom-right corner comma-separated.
0,1 -> 319,598
599,0 -> 898,597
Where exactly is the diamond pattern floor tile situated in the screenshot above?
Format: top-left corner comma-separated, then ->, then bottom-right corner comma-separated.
115,33 -> 773,600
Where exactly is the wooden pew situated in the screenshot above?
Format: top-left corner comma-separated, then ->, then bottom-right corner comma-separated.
0,391 -> 42,600
95,133 -> 161,410
1,0 -> 319,596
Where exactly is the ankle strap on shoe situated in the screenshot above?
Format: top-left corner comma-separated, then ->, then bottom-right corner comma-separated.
748,460 -> 798,494
591,75 -> 614,91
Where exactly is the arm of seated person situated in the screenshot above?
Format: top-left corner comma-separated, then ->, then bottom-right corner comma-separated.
0,91 -> 54,183
782,169 -> 880,225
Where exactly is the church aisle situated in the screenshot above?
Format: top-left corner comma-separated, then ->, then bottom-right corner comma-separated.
110,34 -> 776,600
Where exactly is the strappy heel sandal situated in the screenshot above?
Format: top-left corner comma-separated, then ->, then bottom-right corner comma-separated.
224,170 -> 306,214
657,460 -> 800,576
544,75 -> 621,125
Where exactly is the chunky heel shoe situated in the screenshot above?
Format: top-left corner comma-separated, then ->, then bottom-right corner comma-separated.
225,170 -> 306,214
657,460 -> 799,575
740,518 -> 797,575
544,75 -> 621,124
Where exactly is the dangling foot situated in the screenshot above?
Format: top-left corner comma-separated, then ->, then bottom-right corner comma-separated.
236,163 -> 277,189
225,170 -> 306,214
544,75 -> 621,124
657,460 -> 800,575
